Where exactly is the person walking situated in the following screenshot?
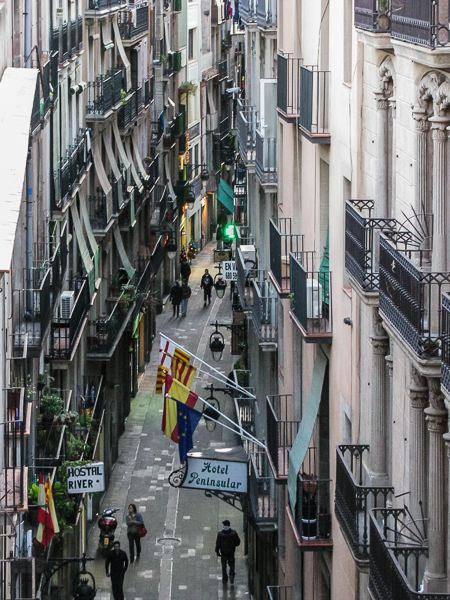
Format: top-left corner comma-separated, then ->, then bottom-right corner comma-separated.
180,259 -> 191,281
126,503 -> 143,563
215,519 -> 241,584
180,279 -> 191,317
200,269 -> 214,307
169,281 -> 182,317
105,541 -> 129,600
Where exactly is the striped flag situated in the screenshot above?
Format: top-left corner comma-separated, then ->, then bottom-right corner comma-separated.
171,356 -> 197,388
162,374 -> 198,442
36,475 -> 59,546
155,364 -> 169,394
173,346 -> 190,364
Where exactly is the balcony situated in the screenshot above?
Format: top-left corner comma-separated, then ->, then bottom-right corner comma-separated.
290,251 -> 332,343
250,278 -> 278,348
299,66 -> 330,143
145,154 -> 160,191
235,247 -> 262,311
249,452 -> 277,527
288,471 -> 333,550
163,120 -> 176,150
266,394 -> 299,482
255,129 -> 277,185
237,100 -> 257,164
89,194 -> 110,230
86,0 -> 128,17
217,59 -> 228,80
118,85 -> 146,131
86,75 -> 114,119
50,279 -> 91,361
13,268 -> 52,352
354,0 -> 391,33
219,114 -> 230,140
441,293 -> 450,395
54,132 -> 91,210
369,507 -> 445,600
277,53 -> 301,120
151,113 -> 164,145
257,0 -> 276,27
239,0 -> 256,23
118,4 -> 149,45
269,218 -> 303,294
335,445 -> 394,562
267,587 -> 293,600
236,226 -> 255,249
391,0 -> 450,49
379,235 -> 450,358
87,293 -> 135,358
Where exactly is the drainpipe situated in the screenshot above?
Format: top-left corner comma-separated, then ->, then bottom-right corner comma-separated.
24,0 -> 33,298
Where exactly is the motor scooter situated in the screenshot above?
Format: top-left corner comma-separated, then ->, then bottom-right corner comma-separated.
97,508 -> 120,555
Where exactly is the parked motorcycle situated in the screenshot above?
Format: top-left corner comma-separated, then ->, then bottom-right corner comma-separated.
97,508 -> 120,555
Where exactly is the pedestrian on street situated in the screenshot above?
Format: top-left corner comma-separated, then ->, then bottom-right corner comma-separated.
180,279 -> 191,317
200,269 -> 214,307
215,519 -> 241,585
126,503 -> 143,563
105,541 -> 129,600
180,259 -> 191,281
169,281 -> 182,317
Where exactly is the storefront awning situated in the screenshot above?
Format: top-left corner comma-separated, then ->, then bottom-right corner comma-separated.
0,68 -> 39,273
218,178 -> 234,214
288,347 -> 327,512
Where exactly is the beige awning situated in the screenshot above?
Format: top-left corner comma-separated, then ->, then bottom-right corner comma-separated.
112,118 -> 130,169
91,134 -> 113,222
70,203 -> 95,297
78,187 -> 100,288
0,68 -> 39,273
101,21 -> 114,51
104,124 -> 124,206
131,131 -> 149,181
112,17 -> 131,91
125,136 -> 143,191
113,224 -> 135,280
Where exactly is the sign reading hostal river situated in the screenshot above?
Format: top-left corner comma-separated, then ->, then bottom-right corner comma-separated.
66,462 -> 105,493
183,458 -> 247,493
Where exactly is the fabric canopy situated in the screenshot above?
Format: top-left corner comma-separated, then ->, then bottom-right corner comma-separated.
288,347 -> 327,512
218,178 -> 234,214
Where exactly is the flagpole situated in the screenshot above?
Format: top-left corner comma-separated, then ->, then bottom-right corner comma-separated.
160,332 -> 256,399
166,394 -> 266,449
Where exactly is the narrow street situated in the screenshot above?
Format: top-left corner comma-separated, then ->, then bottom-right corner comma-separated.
86,243 -> 250,600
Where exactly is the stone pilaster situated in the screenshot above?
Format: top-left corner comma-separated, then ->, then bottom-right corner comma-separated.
408,368 -> 428,519
424,378 -> 447,592
374,91 -> 389,219
370,311 -> 389,483
429,117 -> 450,272
412,108 -> 430,216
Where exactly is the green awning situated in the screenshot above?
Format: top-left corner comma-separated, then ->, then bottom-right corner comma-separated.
218,178 -> 234,214
288,347 -> 328,512
319,231 -> 329,306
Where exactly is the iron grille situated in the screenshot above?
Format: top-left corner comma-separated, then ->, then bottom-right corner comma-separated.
354,0 -> 391,33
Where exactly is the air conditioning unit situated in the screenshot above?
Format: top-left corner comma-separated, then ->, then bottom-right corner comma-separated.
59,291 -> 75,319
306,279 -> 322,319
239,245 -> 257,268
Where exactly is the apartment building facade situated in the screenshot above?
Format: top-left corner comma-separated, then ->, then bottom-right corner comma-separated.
234,0 -> 450,599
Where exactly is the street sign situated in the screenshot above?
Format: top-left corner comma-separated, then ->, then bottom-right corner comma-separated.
182,457 -> 247,493
222,261 -> 237,281
214,249 -> 232,263
66,462 -> 105,493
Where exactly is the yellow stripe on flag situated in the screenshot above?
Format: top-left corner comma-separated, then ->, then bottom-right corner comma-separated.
162,374 -> 198,442
156,365 -> 169,394
171,357 -> 197,388
173,346 -> 190,364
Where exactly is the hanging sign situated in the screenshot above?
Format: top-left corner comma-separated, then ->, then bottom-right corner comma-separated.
66,462 -> 105,493
222,261 -> 237,281
182,457 -> 247,493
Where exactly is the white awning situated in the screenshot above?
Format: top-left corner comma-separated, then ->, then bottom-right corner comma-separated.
131,131 -> 149,181
104,124 -> 124,206
112,18 -> 131,91
101,21 -> 114,51
70,203 -> 95,297
78,187 -> 100,288
124,136 -> 143,191
113,225 -> 136,280
112,118 -> 130,169
0,68 -> 39,273
91,134 -> 113,222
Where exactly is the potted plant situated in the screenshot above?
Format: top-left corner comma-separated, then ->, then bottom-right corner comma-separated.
41,387 -> 64,428
66,433 -> 90,461
28,482 -> 40,525
119,283 -> 139,312
55,410 -> 79,427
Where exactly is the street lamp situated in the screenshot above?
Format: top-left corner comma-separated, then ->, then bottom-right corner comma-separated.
209,323 -> 225,361
215,277 -> 227,299
186,188 -> 196,210
188,163 -> 210,181
165,233 -> 177,260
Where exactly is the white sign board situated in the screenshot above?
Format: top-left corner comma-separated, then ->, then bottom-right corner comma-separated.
222,261 -> 237,281
67,462 -> 105,493
183,457 -> 247,493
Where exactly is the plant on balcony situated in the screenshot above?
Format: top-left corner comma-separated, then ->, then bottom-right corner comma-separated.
288,293 -> 295,310
119,282 -> 140,311
121,89 -> 127,104
28,482 -> 40,525
76,412 -> 95,433
178,81 -> 197,96
66,433 -> 91,461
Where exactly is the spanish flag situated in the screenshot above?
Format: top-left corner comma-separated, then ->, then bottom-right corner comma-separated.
36,475 -> 59,546
171,356 -> 197,388
162,374 -> 198,442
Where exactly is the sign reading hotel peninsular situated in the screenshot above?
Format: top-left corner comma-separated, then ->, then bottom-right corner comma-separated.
66,462 -> 105,493
183,458 -> 247,493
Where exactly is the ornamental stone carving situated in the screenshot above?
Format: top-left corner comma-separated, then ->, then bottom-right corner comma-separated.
428,378 -> 446,411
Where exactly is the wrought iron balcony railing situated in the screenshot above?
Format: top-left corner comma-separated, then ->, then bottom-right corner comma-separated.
441,292 -> 450,396
118,4 -> 149,41
289,472 -> 332,548
54,132 -> 91,210
87,292 -> 135,357
237,99 -> 257,164
2,387 -> 28,510
255,130 -> 277,184
391,0 -> 450,49
86,75 -> 113,117
266,394 -> 299,481
379,235 -> 450,359
235,247 -> 263,311
250,278 -> 278,346
51,223 -> 68,302
290,251 -> 332,342
267,587 -> 293,600
89,194 -> 109,230
269,218 -> 303,293
50,279 -> 91,360
335,445 -> 394,561
217,59 -> 228,80
354,0 -> 391,33
13,268 -> 52,351
257,0 -> 276,27
239,0 -> 256,23
299,66 -> 330,143
277,53 -> 301,118
87,0 -> 128,10
249,452 -> 277,524
107,67 -> 124,107
369,507 -> 441,600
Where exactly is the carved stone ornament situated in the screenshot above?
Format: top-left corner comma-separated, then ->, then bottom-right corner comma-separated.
425,412 -> 447,434
378,56 -> 395,94
372,309 -> 387,338
417,71 -> 448,117
428,378 -> 446,411
410,365 -> 427,389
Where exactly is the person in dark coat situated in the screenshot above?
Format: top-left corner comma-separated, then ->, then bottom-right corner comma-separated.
180,260 -> 191,281
200,269 -> 214,307
180,279 -> 192,317
215,519 -> 241,584
105,541 -> 128,600
126,503 -> 143,563
169,281 -> 182,317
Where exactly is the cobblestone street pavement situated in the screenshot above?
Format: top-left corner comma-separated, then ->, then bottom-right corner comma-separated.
87,242 -> 250,600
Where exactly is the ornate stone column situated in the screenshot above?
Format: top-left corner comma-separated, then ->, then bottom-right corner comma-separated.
374,91 -> 389,219
408,368 -> 428,519
412,108 -> 430,216
424,378 -> 447,592
370,311 -> 389,484
429,117 -> 450,272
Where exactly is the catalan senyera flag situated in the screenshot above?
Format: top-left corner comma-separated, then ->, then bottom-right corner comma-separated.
171,356 -> 197,388
162,374 -> 198,442
157,336 -> 193,393
36,475 -> 59,546
173,346 -> 190,364
155,364 -> 169,394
